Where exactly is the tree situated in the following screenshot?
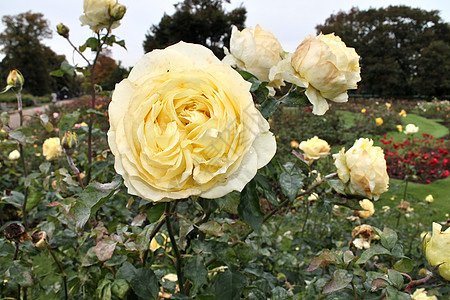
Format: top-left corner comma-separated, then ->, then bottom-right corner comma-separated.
316,6 -> 450,97
0,11 -> 62,96
143,0 -> 246,59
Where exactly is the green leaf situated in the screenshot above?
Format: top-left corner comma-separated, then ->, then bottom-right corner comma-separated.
111,279 -> 129,299
327,179 -> 346,195
26,191 -> 44,211
254,174 -> 278,206
39,162 -> 51,174
280,88 -> 308,106
0,111 -> 10,127
356,245 -> 391,264
216,191 -> 240,214
387,269 -> 404,288
72,176 -> 122,231
279,171 -> 303,201
385,286 -> 411,300
343,250 -> 355,264
146,203 -> 165,223
116,262 -> 137,280
238,180 -> 264,232
49,69 -> 65,77
81,37 -> 100,52
322,269 -> 353,294
58,111 -> 80,133
198,221 -> 223,236
130,268 -> 159,300
394,258 -> 414,273
306,249 -> 339,272
8,130 -> 26,144
184,256 -> 208,291
214,270 -> 247,300
259,96 -> 280,118
370,278 -> 390,292
96,278 -> 112,300
379,227 -> 398,250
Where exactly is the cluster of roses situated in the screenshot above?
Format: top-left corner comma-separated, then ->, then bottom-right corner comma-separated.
381,134 -> 449,183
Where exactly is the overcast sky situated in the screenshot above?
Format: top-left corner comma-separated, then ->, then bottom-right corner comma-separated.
1,0 -> 449,68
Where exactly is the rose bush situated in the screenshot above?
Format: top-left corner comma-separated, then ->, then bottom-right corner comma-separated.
334,138 -> 389,199
108,41 -> 276,201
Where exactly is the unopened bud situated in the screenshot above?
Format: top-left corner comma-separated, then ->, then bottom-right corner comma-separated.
61,131 -> 78,150
110,3 -> 126,21
56,23 -> 70,38
6,69 -> 24,90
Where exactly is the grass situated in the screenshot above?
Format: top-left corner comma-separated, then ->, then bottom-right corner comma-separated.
376,177 -> 450,227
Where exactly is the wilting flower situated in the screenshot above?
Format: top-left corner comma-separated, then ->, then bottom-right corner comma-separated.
351,224 -> 375,249
333,138 -> 389,199
299,136 -> 330,162
405,124 -> 419,135
8,149 -> 20,160
42,137 -> 63,160
375,117 -> 383,126
425,194 -> 434,203
223,24 -> 283,86
424,222 -> 450,281
411,288 -> 437,300
358,199 -> 375,218
108,42 -> 276,202
271,33 -> 361,115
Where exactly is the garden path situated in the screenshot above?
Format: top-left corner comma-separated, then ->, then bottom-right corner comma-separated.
6,99 -> 76,129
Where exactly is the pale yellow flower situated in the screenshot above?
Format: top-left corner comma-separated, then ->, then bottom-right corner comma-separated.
385,103 -> 391,109
358,199 -> 375,218
397,125 -> 403,132
398,109 -> 407,117
108,42 -> 276,202
375,117 -> 383,126
79,0 -> 122,31
405,124 -> 419,135
299,136 -> 330,162
8,149 -> 20,160
42,137 -> 62,160
425,194 -> 434,203
424,222 -> 450,280
333,138 -> 389,199
411,288 -> 437,300
223,25 -> 283,86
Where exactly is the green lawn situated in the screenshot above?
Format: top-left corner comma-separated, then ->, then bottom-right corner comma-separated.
390,113 -> 449,140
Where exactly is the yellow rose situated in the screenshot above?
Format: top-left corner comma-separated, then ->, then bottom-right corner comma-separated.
223,25 -> 283,86
108,42 -> 276,202
358,199 -> 375,218
8,149 -> 20,160
375,117 -> 383,126
424,222 -> 450,281
425,194 -> 434,203
333,138 -> 389,199
79,0 -> 121,31
411,288 -> 437,300
398,109 -> 407,117
43,137 -> 62,160
404,124 -> 419,135
361,108 -> 366,113
299,136 -> 330,162
291,33 -> 361,115
397,125 -> 403,132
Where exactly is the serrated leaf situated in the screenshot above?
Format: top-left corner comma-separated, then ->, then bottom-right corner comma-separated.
111,279 -> 129,299
72,176 -> 122,231
280,88 -> 308,106
387,269 -> 404,288
385,286 -> 410,300
146,203 -> 165,223
322,269 -> 353,294
370,278 -> 390,292
58,111 -> 80,133
343,250 -> 355,264
215,270 -> 247,300
216,191 -> 240,214
279,171 -> 303,201
26,191 -> 43,211
380,227 -> 398,250
327,179 -> 346,195
356,245 -> 391,264
8,130 -> 26,144
259,96 -> 280,118
238,180 -> 263,232
95,239 -> 117,261
184,256 -> 208,291
394,258 -> 414,273
198,221 -> 223,236
130,268 -> 159,300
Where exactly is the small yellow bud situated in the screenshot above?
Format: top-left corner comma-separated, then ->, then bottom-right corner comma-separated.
61,131 -> 78,150
6,69 -> 24,90
56,23 -> 70,38
110,3 -> 126,21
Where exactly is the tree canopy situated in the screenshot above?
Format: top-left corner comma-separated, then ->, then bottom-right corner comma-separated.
143,0 -> 246,59
316,6 -> 450,97
0,11 -> 70,96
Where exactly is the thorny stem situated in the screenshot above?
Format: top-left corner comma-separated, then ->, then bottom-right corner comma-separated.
205,173 -> 337,268
47,245 -> 68,300
403,274 -> 434,293
165,202 -> 186,295
65,150 -> 85,189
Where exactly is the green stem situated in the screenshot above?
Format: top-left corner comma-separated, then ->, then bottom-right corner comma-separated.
65,150 -> 85,189
165,202 -> 186,295
301,197 -> 310,239
47,245 -> 68,300
16,91 -> 29,230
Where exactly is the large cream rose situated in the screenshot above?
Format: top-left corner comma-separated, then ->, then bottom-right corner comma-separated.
43,137 -> 63,160
79,0 -> 120,31
333,138 -> 389,199
270,33 -> 360,115
223,25 -> 283,86
424,222 -> 450,281
108,42 -> 276,202
299,136 -> 330,162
